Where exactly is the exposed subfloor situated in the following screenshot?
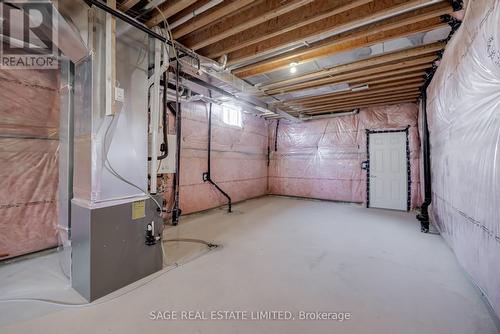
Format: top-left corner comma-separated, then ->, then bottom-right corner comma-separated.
0,196 -> 497,334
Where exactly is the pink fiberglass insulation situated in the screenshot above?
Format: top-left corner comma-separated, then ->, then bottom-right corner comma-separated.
425,0 -> 500,317
0,68 -> 60,259
162,102 -> 268,214
268,103 -> 421,208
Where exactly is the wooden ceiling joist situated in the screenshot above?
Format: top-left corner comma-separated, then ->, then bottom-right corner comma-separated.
289,88 -> 421,109
260,41 -> 444,91
292,88 -> 420,111
172,0 -> 256,39
234,18 -> 447,77
265,57 -> 434,95
168,0 -> 213,24
232,2 -> 452,77
118,0 -> 141,11
179,0 -> 315,51
293,92 -> 421,112
281,80 -> 425,105
146,0 -> 199,27
296,98 -> 419,115
199,0 -> 372,59
284,88 -> 422,112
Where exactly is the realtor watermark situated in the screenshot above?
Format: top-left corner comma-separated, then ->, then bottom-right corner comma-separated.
149,310 -> 352,322
0,0 -> 58,69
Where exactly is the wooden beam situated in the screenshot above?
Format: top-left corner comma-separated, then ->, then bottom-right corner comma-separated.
291,83 -> 424,107
284,86 -> 422,111
351,70 -> 427,86
297,92 -> 421,112
147,0 -> 198,27
200,0 -> 372,59
234,18 -> 448,77
118,0 -> 141,11
168,0 -> 212,23
232,2 -> 452,76
267,64 -> 431,96
298,98 -> 419,114
180,0 -> 314,50
265,57 -> 434,94
292,88 -> 421,108
172,0 -> 256,39
283,80 -> 424,105
260,42 -> 444,91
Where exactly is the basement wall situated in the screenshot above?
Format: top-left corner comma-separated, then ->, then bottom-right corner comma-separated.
425,0 -> 500,317
0,69 -> 60,259
163,103 -> 269,214
268,103 -> 422,208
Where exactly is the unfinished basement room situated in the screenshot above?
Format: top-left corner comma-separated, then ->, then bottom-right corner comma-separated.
0,0 -> 499,333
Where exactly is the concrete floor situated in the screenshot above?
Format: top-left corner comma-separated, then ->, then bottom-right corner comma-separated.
0,196 -> 497,334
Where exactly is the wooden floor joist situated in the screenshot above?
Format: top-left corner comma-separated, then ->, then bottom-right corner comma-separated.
280,80 -> 425,106
118,0 -> 141,11
265,57 -> 434,94
284,89 -> 422,112
171,0 -> 256,39
290,88 -> 421,110
295,92 -> 422,112
199,0 -> 371,59
260,41 -> 444,91
296,98 -> 419,115
146,0 -> 198,27
179,0 -> 315,50
232,2 -> 451,77
136,0 -> 455,120
288,85 -> 424,107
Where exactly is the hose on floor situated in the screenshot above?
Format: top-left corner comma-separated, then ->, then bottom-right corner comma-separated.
0,239 -> 219,308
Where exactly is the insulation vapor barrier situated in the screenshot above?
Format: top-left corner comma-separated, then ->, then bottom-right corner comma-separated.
425,0 -> 500,318
268,103 -> 421,208
0,68 -> 60,259
163,103 -> 268,214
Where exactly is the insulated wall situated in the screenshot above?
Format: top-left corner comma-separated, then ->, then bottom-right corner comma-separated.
163,103 -> 268,214
0,68 -> 60,259
426,0 -> 500,317
268,103 -> 421,208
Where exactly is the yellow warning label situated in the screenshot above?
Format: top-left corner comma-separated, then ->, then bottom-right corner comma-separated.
132,200 -> 146,220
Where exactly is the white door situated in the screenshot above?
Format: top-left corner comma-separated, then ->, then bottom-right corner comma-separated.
368,132 -> 407,211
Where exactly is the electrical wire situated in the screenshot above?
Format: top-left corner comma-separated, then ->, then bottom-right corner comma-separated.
163,238 -> 219,248
146,0 -> 179,62
102,114 -> 162,213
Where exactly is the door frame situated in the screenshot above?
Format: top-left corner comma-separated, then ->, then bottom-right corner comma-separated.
365,126 -> 411,211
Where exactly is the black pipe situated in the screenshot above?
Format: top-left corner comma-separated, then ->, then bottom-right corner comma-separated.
169,63 -> 182,225
85,0 -> 169,42
203,102 -> 232,213
84,0 -> 197,60
159,71 -> 168,159
274,120 -> 280,152
417,90 -> 431,233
